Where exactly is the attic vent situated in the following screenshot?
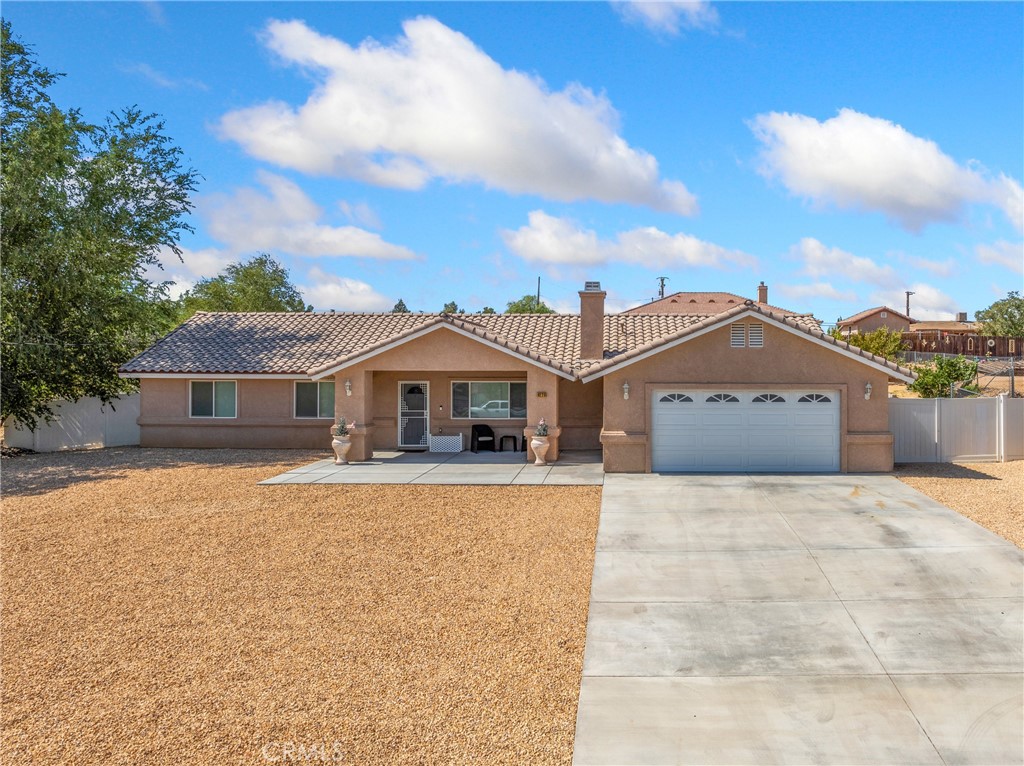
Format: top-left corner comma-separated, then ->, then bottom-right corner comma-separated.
730,323 -> 746,348
689,299 -> 697,303
670,299 -> 678,303
727,299 -> 735,304
709,299 -> 716,303
748,322 -> 764,348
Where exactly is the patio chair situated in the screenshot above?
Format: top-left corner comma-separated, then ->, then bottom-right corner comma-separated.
470,424 -> 496,453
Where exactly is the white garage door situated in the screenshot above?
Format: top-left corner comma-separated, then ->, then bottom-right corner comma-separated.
651,390 -> 840,472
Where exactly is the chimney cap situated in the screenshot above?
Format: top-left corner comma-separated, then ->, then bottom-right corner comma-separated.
584,281 -> 602,292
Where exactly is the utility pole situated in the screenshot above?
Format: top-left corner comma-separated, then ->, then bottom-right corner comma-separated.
536,277 -> 541,307
657,276 -> 669,300
905,290 -> 915,318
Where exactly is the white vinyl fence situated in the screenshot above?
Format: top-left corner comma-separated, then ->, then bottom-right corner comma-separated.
890,396 -> 1024,463
4,394 -> 140,452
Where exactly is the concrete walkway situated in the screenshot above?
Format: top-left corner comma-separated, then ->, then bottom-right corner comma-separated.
574,474 -> 1023,766
260,449 -> 603,485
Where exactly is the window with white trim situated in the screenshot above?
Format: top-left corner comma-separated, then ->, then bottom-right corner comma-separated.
295,381 -> 335,419
190,380 -> 236,418
451,381 -> 527,419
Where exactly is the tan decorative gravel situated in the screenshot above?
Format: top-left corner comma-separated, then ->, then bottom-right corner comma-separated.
894,461 -> 1024,549
1,448 -> 601,765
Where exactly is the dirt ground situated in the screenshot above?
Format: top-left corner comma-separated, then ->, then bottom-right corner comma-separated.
1,448 -> 601,765
2,449 -> 1021,765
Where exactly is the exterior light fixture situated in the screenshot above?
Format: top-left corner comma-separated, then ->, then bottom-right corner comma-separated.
623,381 -> 630,400
345,379 -> 352,397
864,382 -> 872,400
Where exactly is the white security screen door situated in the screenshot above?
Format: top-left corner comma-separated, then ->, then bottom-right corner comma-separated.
399,382 -> 430,448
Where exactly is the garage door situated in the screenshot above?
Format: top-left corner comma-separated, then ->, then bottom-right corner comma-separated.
651,390 -> 840,472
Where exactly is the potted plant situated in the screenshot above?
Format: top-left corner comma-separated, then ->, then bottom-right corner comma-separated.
330,416 -> 354,465
531,417 -> 551,466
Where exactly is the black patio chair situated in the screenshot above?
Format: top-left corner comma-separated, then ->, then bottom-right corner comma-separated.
470,424 -> 496,453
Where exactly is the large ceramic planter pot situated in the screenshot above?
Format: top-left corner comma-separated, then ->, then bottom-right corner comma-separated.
330,428 -> 352,465
531,435 -> 550,466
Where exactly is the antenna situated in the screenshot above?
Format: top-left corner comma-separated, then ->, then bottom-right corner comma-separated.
657,276 -> 669,300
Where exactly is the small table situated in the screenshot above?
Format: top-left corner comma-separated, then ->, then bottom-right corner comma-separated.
499,435 -> 518,452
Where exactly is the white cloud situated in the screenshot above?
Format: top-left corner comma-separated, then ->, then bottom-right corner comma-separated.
897,253 -> 955,278
873,283 -> 958,321
501,210 -> 755,271
338,201 -> 382,231
299,267 -> 392,312
146,245 -> 236,299
614,1 -> 720,35
751,108 -> 1024,232
202,171 -> 417,260
975,240 -> 1024,274
218,18 -> 696,215
776,282 -> 858,303
791,237 -> 896,286
119,62 -> 207,91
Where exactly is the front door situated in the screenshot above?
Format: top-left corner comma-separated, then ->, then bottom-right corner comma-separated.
399,382 -> 430,449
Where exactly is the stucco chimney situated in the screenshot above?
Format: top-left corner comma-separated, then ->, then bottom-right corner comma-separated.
757,281 -> 768,304
579,281 -> 606,360
957,311 -> 968,322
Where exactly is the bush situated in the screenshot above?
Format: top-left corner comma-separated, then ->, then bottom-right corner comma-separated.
909,355 -> 979,398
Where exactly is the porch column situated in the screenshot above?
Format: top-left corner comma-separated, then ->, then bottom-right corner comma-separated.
524,368 -> 561,462
335,368 -> 375,461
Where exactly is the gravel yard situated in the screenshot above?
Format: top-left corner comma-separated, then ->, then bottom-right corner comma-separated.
894,461 -> 1024,549
3,448 -> 1021,765
1,448 -> 601,765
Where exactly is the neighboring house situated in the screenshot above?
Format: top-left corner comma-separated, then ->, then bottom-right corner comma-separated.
909,315 -> 977,335
836,306 -> 913,336
624,281 -> 819,326
120,283 -> 915,473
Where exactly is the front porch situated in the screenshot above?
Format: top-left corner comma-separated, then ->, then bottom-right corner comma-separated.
259,449 -> 604,485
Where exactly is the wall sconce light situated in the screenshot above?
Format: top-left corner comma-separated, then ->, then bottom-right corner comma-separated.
864,382 -> 872,400
622,381 -> 630,400
344,379 -> 352,397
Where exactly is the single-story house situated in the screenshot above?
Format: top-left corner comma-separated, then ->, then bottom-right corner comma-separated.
120,282 -> 915,473
837,306 -> 914,335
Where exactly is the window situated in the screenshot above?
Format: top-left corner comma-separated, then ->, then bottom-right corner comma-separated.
798,394 -> 832,403
880,311 -> 888,318
451,381 -> 527,419
295,381 -> 335,419
730,322 -> 764,348
659,393 -> 693,403
752,394 -> 785,403
706,393 -> 740,403
190,381 -> 236,418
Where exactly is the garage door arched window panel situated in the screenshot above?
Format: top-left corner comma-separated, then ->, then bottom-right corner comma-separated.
798,393 -> 832,403
659,393 -> 693,403
706,393 -> 740,403
752,393 -> 785,403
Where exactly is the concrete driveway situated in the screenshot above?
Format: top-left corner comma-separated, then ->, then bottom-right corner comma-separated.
574,474 -> 1023,766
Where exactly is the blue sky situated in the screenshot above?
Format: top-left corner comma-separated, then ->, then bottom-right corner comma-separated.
6,1 -> 1023,322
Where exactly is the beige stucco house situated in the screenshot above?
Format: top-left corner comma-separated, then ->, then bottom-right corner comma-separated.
837,306 -> 914,336
121,283 -> 915,473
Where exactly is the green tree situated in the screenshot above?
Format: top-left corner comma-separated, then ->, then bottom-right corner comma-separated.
828,326 -> 908,361
176,254 -> 310,321
975,291 -> 1024,338
442,300 -> 462,314
391,299 -> 410,313
909,355 -> 979,398
479,306 -> 497,315
505,294 -> 555,314
1,20 -> 199,429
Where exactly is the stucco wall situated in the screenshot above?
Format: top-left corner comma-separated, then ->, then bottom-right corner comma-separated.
137,378 -> 334,449
844,312 -> 911,335
598,321 -> 893,473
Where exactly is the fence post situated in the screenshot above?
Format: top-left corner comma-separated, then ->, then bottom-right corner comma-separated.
997,394 -> 1005,462
934,397 -> 941,462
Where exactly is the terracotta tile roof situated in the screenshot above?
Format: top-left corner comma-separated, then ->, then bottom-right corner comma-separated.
623,291 -> 810,318
580,304 -> 916,382
837,306 -> 913,326
121,307 -> 905,380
